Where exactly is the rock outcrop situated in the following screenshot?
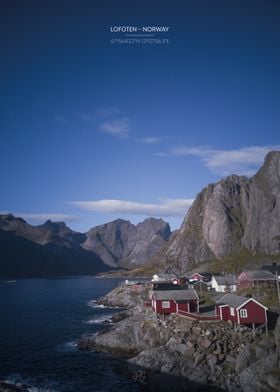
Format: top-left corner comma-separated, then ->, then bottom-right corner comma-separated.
163,151 -> 280,272
79,283 -> 280,391
96,281 -> 149,308
82,218 -> 172,269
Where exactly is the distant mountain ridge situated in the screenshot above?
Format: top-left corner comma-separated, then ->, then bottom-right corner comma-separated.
0,214 -> 172,276
2,151 -> 279,277
82,217 -> 172,268
160,151 -> 280,273
0,214 -> 86,248
0,226 -> 108,277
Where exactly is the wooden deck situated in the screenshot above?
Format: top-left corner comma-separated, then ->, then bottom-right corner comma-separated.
177,309 -> 220,321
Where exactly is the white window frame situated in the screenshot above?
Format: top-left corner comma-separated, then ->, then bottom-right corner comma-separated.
230,307 -> 235,316
162,301 -> 170,309
240,309 -> 248,318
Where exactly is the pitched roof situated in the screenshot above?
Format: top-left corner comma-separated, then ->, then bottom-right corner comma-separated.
261,264 -> 280,275
240,270 -> 276,280
216,293 -> 268,310
152,289 -> 199,301
153,283 -> 183,291
190,272 -> 221,278
200,272 -> 217,277
213,274 -> 236,285
216,293 -> 248,308
192,280 -> 209,286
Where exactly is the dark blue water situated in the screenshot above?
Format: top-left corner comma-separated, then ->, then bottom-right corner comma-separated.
0,277 -> 139,391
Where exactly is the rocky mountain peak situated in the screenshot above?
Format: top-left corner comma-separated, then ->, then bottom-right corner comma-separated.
0,213 -> 25,223
82,217 -> 172,269
254,151 -> 280,192
0,213 -> 85,248
162,151 -> 280,273
1,213 -> 14,221
41,220 -> 68,229
137,217 -> 171,238
262,150 -> 280,169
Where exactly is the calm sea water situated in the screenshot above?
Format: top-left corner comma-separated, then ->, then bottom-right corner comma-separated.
0,277 -> 139,391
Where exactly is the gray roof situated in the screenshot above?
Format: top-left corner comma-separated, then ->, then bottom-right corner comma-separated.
153,283 -> 183,291
216,293 -> 248,308
261,264 -> 280,275
240,270 -> 276,280
197,272 -> 220,277
152,289 -> 199,301
213,274 -> 236,285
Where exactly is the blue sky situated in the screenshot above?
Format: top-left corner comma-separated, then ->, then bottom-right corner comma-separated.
1,0 -> 280,232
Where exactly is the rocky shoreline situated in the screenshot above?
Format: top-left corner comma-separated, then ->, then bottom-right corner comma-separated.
78,283 -> 280,392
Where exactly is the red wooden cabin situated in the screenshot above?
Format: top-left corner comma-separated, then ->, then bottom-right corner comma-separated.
215,293 -> 267,326
151,289 -> 199,314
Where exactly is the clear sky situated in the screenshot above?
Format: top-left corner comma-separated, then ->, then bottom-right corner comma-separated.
0,0 -> 280,232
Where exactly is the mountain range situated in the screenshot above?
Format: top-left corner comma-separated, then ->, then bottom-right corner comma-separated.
0,215 -> 172,277
1,151 -> 280,277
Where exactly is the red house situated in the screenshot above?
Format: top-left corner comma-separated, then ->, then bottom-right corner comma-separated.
151,289 -> 199,314
237,270 -> 276,289
215,293 -> 268,326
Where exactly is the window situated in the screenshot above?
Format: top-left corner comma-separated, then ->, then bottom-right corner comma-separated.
240,309 -> 248,318
230,307 -> 235,316
162,301 -> 170,309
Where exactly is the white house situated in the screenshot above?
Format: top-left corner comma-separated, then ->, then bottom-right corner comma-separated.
211,274 -> 237,292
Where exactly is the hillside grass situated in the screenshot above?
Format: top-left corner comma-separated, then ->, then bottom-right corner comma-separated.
208,249 -> 280,274
237,285 -> 280,309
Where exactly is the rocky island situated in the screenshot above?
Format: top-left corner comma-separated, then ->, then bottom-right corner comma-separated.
79,282 -> 280,392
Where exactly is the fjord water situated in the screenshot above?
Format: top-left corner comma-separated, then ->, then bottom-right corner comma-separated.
0,277 -> 139,391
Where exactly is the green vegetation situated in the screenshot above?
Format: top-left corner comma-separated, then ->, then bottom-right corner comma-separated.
237,286 -> 280,309
130,262 -> 158,277
208,249 -> 280,274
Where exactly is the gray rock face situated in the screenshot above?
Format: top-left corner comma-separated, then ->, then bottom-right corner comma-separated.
164,151 -> 280,272
82,217 -> 171,268
97,282 -> 148,308
235,345 -> 253,373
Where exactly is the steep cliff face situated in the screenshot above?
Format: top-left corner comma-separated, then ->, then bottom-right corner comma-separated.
242,151 -> 280,254
82,217 -> 172,269
164,151 -> 280,272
